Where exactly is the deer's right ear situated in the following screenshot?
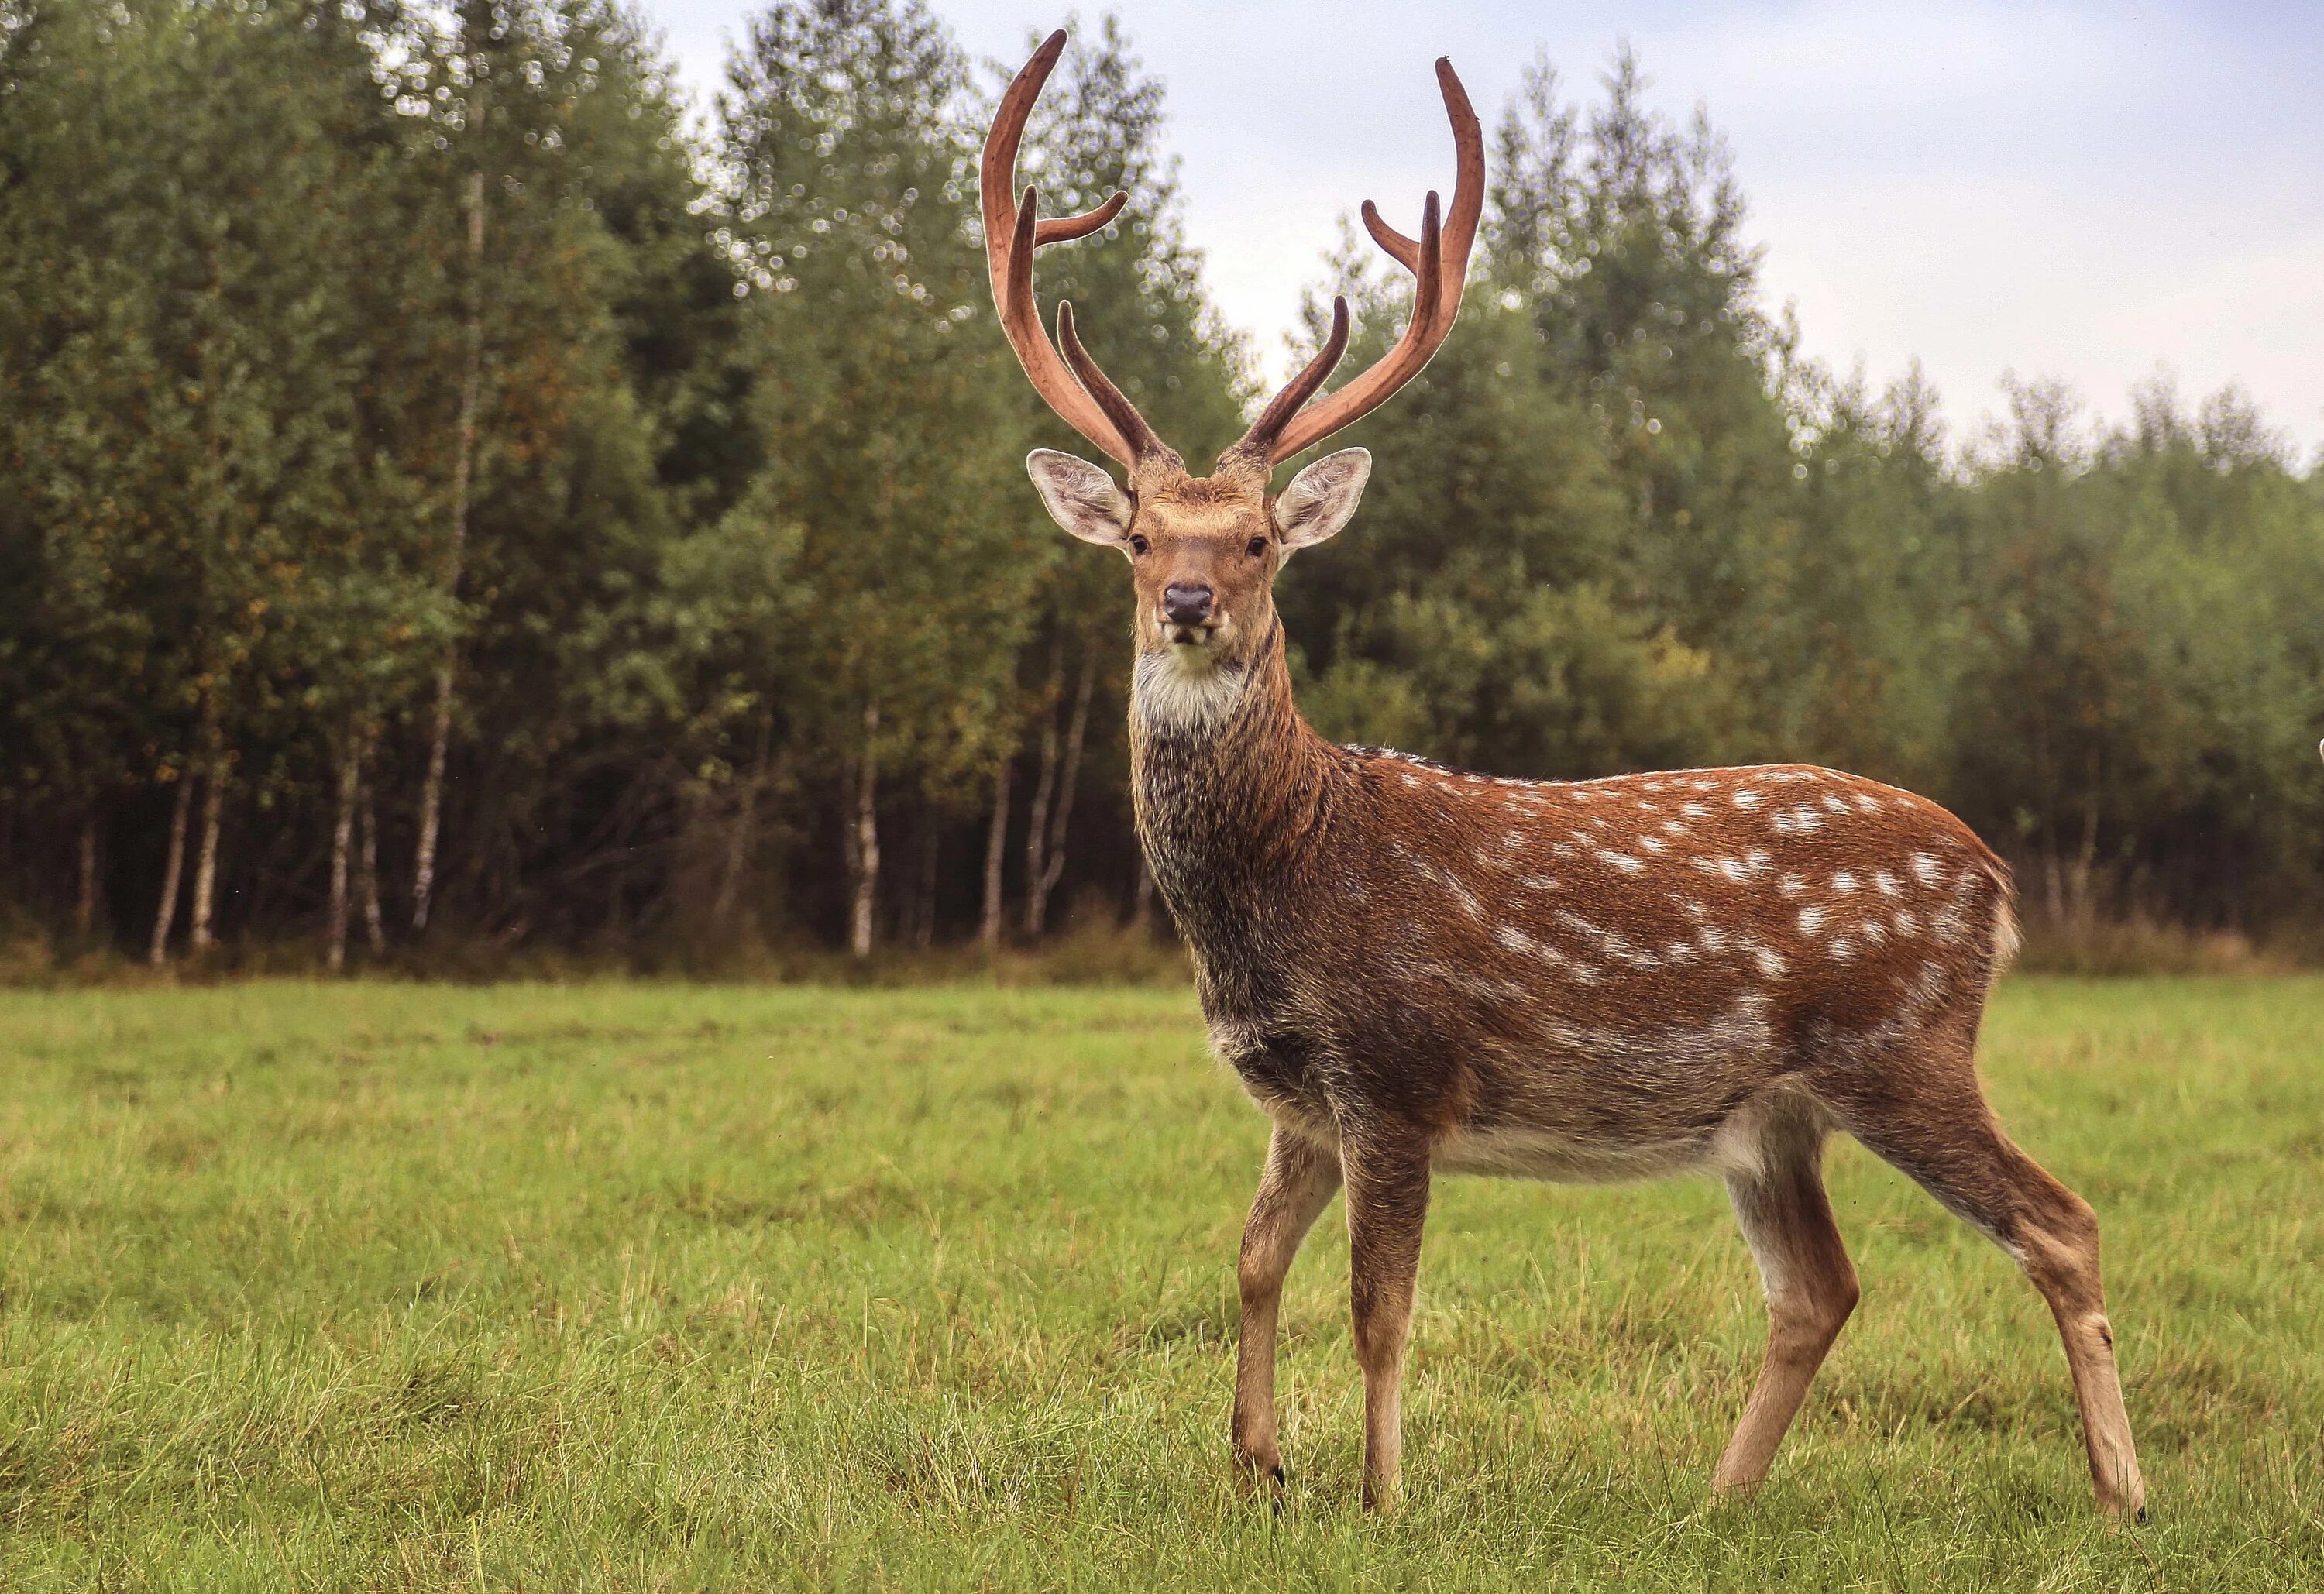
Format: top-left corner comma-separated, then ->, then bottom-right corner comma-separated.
1027,450 -> 1135,547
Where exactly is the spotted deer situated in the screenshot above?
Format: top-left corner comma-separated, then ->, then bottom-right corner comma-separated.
985,31 -> 2144,1518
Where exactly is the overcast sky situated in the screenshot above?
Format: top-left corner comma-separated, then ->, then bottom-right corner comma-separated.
642,0 -> 2324,460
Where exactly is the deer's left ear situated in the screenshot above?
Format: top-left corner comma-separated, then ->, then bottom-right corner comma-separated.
1271,448 -> 1371,549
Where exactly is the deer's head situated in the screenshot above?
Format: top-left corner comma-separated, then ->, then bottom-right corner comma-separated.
985,33 -> 1480,719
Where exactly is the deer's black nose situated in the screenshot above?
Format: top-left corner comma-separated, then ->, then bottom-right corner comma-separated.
1162,583 -> 1214,625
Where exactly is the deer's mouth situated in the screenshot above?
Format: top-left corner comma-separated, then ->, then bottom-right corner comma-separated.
1161,615 -> 1228,652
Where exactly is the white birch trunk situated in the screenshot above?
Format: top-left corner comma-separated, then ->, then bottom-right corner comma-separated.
149,777 -> 191,969
849,703 -> 880,959
978,761 -> 1009,954
414,167 -> 487,933
327,740 -> 358,972
189,757 -> 224,955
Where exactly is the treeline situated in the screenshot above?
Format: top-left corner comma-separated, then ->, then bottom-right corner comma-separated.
2,0 -> 2319,973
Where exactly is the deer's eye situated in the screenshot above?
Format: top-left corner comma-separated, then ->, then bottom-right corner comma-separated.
1129,534 -> 1150,556
1247,536 -> 1269,558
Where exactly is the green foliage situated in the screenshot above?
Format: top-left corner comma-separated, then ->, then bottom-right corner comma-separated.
0,9 -> 2317,957
717,0 -> 1033,802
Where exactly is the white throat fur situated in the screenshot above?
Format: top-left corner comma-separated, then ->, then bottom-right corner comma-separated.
1133,648 -> 1248,737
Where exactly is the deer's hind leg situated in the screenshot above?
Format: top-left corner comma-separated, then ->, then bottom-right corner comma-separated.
1232,1125 -> 1342,1488
1823,1035 -> 2147,1520
1710,1094 -> 1860,1496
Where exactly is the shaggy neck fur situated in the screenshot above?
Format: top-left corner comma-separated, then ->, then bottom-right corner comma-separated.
1129,622 -> 1339,981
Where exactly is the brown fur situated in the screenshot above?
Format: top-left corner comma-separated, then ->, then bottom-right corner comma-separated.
1112,477 -> 2147,1518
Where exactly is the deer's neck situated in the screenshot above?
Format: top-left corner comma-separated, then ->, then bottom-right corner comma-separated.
1129,623 -> 1337,953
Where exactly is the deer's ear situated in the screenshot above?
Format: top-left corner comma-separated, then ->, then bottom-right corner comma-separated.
1271,448 -> 1371,549
1027,449 -> 1134,546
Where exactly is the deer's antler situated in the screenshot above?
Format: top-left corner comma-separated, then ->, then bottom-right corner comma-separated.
982,31 -> 1173,472
1221,57 -> 1483,476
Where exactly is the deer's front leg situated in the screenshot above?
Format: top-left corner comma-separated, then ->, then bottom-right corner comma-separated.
1341,1129 -> 1432,1511
1233,1125 -> 1342,1489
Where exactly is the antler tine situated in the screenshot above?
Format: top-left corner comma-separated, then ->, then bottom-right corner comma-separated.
1216,296 -> 1350,480
1039,190 -> 1127,246
982,31 -> 1160,470
1263,191 -> 1444,463
1243,57 -> 1483,466
1057,301 -> 1179,470
1354,58 -> 1484,347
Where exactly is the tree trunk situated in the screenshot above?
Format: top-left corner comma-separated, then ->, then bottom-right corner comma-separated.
358,773 -> 386,955
1132,857 -> 1154,933
189,754 -> 225,955
412,668 -> 454,932
149,776 -> 192,969
414,167 -> 488,933
913,819 -> 939,951
713,709 -> 773,929
711,776 -> 757,929
327,739 -> 358,973
1030,645 -> 1096,936
979,761 -> 1009,954
75,811 -> 98,936
2070,778 -> 2101,928
1022,640 -> 1064,938
849,702 -> 879,960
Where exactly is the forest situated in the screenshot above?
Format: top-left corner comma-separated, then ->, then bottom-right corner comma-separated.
2,0 -> 2320,972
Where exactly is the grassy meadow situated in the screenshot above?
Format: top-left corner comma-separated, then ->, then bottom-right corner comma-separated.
0,976 -> 2319,1589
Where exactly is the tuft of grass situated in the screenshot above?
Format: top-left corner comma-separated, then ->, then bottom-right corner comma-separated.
0,977 -> 2319,1588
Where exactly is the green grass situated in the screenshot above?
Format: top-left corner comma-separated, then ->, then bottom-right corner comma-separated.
0,978 -> 2319,1589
